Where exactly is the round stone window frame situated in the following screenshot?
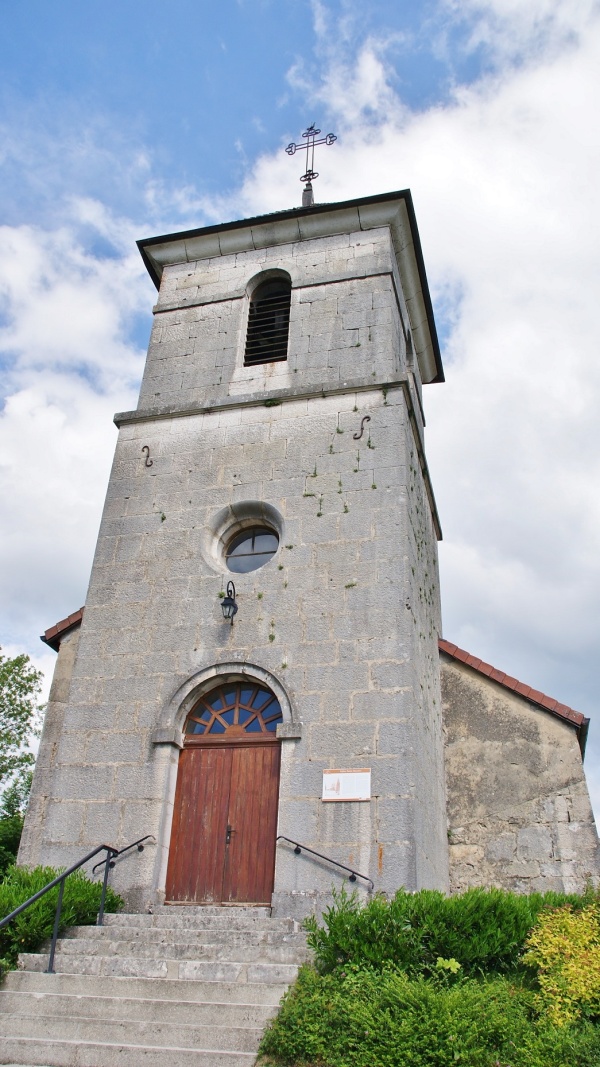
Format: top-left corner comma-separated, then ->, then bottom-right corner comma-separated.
200,500 -> 284,576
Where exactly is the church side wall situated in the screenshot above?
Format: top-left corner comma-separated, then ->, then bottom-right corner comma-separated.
442,654 -> 600,893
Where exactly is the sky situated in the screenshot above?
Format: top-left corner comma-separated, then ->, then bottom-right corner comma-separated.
1,0 -> 600,816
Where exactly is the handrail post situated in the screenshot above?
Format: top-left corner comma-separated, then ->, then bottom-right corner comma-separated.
0,834 -> 154,974
45,876 -> 65,974
97,848 -> 115,927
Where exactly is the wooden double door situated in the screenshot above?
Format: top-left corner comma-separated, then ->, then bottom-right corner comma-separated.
165,740 -> 281,904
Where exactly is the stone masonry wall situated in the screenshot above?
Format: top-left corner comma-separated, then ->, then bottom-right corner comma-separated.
19,626 -> 81,867
20,223 -> 448,914
138,228 -> 405,411
442,653 -> 600,893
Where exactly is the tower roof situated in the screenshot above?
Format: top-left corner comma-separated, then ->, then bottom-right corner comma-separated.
137,190 -> 444,385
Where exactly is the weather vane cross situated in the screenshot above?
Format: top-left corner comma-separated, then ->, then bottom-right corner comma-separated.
285,123 -> 337,206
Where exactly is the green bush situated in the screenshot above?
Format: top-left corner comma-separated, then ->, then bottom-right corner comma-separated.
524,902 -> 600,1025
260,963 -> 600,1067
304,885 -> 591,978
0,864 -> 123,970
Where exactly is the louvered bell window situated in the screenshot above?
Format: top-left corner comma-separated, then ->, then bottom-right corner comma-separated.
244,278 -> 291,366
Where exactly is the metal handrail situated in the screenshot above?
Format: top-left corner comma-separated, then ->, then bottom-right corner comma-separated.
277,835 -> 374,892
0,835 -> 152,974
91,835 -> 155,875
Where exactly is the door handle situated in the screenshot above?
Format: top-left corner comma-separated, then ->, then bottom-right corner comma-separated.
225,825 -> 236,845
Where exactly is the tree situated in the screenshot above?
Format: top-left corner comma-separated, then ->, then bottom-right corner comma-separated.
0,649 -> 43,807
0,650 -> 43,874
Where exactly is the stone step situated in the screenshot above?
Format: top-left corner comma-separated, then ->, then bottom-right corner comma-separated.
0,1011 -> 263,1053
0,1036 -> 255,1067
53,932 -> 307,962
66,921 -> 302,942
0,988 -> 275,1028
154,906 -> 271,917
103,912 -> 296,932
4,969 -> 288,1005
19,951 -> 300,985
2,907 -> 303,1066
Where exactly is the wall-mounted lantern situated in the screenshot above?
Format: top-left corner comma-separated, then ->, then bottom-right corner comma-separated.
221,581 -> 238,625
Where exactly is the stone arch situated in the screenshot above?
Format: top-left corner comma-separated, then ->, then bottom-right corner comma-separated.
152,660 -> 300,748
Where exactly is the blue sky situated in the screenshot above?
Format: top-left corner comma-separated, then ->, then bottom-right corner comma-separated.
2,0 -> 600,815
1,0 -> 486,224
1,0 -> 485,354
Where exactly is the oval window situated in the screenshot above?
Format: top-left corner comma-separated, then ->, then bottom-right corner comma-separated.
225,526 -> 279,573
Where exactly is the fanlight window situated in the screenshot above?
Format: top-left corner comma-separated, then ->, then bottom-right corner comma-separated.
184,682 -> 283,739
244,277 -> 291,366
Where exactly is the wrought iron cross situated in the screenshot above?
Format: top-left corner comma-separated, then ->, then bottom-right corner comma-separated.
285,123 -> 337,187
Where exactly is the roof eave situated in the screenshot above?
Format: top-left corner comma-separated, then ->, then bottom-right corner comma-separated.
439,639 -> 589,760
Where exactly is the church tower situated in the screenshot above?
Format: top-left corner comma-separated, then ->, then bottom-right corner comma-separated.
20,189 -> 448,916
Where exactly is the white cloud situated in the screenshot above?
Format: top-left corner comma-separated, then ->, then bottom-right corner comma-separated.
0,207 -> 148,651
443,0 -> 600,64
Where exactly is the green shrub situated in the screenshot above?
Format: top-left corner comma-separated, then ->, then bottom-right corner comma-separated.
304,885 -> 591,978
0,864 -> 122,970
524,902 -> 600,1025
260,964 -> 600,1067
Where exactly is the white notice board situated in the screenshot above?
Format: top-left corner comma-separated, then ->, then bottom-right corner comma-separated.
322,768 -> 371,802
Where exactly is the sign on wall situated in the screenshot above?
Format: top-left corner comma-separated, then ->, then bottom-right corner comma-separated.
322,768 -> 371,802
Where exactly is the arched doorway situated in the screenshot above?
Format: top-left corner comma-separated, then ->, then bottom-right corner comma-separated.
165,680 -> 282,905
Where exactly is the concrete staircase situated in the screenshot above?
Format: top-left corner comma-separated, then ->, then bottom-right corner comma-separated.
0,906 -> 309,1066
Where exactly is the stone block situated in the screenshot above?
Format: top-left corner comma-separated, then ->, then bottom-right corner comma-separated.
503,860 -> 541,878
371,758 -> 411,797
83,801 -> 122,843
376,797 -> 414,840
277,799 -> 320,839
377,721 -> 413,757
45,801 -> 85,844
516,826 -> 554,862
114,763 -> 164,801
58,764 -> 116,801
312,722 -> 376,760
352,690 -> 410,720
86,733 -> 145,764
120,799 -> 165,844
305,663 -> 369,694
485,834 -> 516,862
282,759 -> 327,797
370,661 -> 408,691
376,840 -> 417,892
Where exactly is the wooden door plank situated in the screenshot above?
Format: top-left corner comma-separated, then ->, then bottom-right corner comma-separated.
224,744 -> 281,903
165,746 -> 232,902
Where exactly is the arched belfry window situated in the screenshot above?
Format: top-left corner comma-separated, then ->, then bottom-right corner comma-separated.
184,681 -> 283,741
244,275 -> 291,366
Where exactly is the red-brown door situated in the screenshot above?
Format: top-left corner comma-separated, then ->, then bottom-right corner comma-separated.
165,741 -> 281,904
